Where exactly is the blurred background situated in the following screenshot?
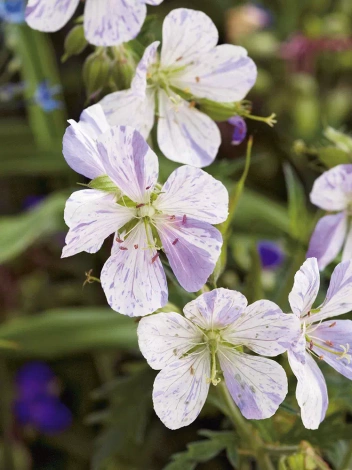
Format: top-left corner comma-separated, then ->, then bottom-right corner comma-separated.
0,0 -> 352,469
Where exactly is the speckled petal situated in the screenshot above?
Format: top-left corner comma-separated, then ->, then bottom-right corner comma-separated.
183,288 -> 248,330
171,44 -> 257,103
137,312 -> 203,370
310,164 -> 352,211
101,222 -> 168,317
96,126 -> 158,204
312,260 -> 352,322
155,215 -> 222,292
218,347 -> 288,420
307,212 -> 347,271
342,223 -> 352,262
160,8 -> 218,68
131,41 -> 160,98
26,0 -> 78,32
100,88 -> 155,140
144,0 -> 164,4
157,90 -> 221,167
288,258 -> 320,318
288,350 -> 328,430
153,348 -> 210,430
63,104 -> 109,180
222,301 -> 301,356
84,0 -> 146,46
154,165 -> 228,224
62,189 -> 134,257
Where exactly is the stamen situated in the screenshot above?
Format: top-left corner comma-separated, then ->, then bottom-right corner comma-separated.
136,203 -> 145,208
195,76 -> 200,83
337,344 -> 351,364
120,246 -> 128,251
309,340 -> 314,350
325,340 -> 334,347
189,101 -> 196,108
151,253 -> 159,264
134,244 -> 138,249
319,355 -> 324,360
176,56 -> 183,61
169,215 -> 176,220
182,214 -> 187,225
172,238 -> 179,245
116,236 -> 124,243
329,322 -> 337,328
145,185 -> 151,190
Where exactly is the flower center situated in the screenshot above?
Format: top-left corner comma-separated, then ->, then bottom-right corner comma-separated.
305,322 -> 352,363
204,330 -> 222,386
138,204 -> 156,218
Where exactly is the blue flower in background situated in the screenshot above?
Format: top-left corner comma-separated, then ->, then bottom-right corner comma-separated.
0,0 -> 25,24
257,240 -> 284,270
34,80 -> 62,113
14,362 -> 72,435
228,115 -> 247,145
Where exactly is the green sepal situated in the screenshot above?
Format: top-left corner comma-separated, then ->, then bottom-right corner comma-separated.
198,98 -> 243,122
324,126 -> 352,153
89,175 -> 120,194
62,25 -> 88,63
317,146 -> 351,167
83,51 -> 111,98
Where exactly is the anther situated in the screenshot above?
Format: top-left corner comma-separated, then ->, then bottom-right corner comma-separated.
145,185 -> 151,190
120,246 -> 128,251
134,244 -> 138,249
329,322 -> 337,328
195,76 -> 200,83
116,236 -> 124,243
151,253 -> 159,264
136,203 -> 145,208
309,340 -> 314,350
176,56 -> 183,61
182,214 -> 187,225
325,340 -> 334,347
172,238 -> 179,245
189,101 -> 196,108
169,215 -> 176,220
319,355 -> 324,360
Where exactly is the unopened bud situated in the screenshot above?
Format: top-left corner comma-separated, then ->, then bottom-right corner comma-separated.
62,25 -> 88,62
83,51 -> 111,99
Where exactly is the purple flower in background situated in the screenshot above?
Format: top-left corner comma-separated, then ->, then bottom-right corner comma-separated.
0,0 -> 25,24
22,195 -> 45,211
228,115 -> 247,145
34,80 -> 62,113
100,8 -> 257,167
25,0 -> 164,47
257,240 -> 284,269
0,82 -> 26,102
62,104 -> 228,317
14,362 -> 72,435
138,288 -> 298,429
287,258 -> 352,429
307,164 -> 352,270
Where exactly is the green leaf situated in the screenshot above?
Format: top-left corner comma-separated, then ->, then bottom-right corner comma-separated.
0,308 -> 138,358
317,146 -> 351,168
324,126 -> 352,153
0,192 -> 66,264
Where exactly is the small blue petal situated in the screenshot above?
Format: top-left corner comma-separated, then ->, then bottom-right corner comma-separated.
16,362 -> 55,401
29,396 -> 72,435
34,80 -> 63,113
228,116 -> 247,145
257,241 -> 284,269
22,195 -> 45,211
14,399 -> 32,425
0,0 -> 26,24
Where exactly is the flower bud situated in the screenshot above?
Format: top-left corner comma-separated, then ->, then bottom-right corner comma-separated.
110,44 -> 140,90
83,51 -> 111,99
62,25 -> 88,62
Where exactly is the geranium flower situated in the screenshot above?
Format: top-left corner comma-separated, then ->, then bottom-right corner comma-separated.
138,288 -> 299,429
307,164 -> 352,270
287,257 -> 352,429
62,104 -> 228,316
25,0 -> 163,46
100,8 -> 257,167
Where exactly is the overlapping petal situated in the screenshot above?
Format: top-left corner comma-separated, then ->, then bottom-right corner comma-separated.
222,301 -> 300,356
101,222 -> 168,317
137,312 -> 202,370
342,224 -> 352,262
156,215 -> 222,292
288,350 -> 328,430
153,349 -> 210,430
288,258 -> 320,318
218,346 -> 288,420
157,90 -> 221,167
309,320 -> 352,380
62,189 -> 134,257
160,8 -> 218,68
63,104 -> 109,179
311,260 -> 352,322
131,41 -> 160,98
307,213 -> 347,271
96,126 -> 158,204
310,164 -> 352,212
84,0 -> 146,46
155,165 -> 228,224
171,44 -> 257,103
26,0 -> 79,32
100,88 -> 155,139
183,288 -> 248,330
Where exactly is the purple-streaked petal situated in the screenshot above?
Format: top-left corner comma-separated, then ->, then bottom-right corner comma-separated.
183,288 -> 248,330
288,258 -> 320,318
144,0 -> 164,4
96,126 -> 158,204
311,260 -> 352,322
156,215 -> 222,292
101,222 -> 168,317
342,223 -> 352,262
84,0 -> 146,46
310,164 -> 352,211
160,8 -> 218,68
218,347 -> 288,420
157,90 -> 221,167
153,348 -> 210,430
26,0 -> 78,32
63,104 -> 109,180
100,88 -> 155,140
131,41 -> 159,98
307,212 -> 347,271
171,45 -> 257,103
287,350 -> 328,430
229,116 -> 247,146
309,320 -> 352,379
137,312 -> 202,370
222,301 -> 301,356
62,189 -> 134,257
154,165 -> 228,224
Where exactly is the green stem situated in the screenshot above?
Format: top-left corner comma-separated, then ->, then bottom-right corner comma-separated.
218,382 -> 275,470
340,441 -> 352,470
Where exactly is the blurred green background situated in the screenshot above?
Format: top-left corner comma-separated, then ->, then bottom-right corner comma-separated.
0,0 -> 352,469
